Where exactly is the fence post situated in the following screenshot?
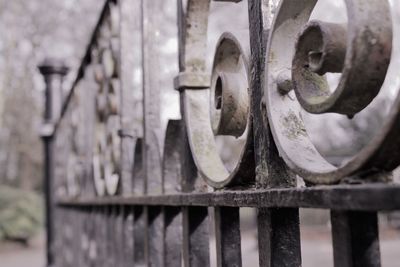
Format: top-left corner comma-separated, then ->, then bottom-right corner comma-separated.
248,1 -> 301,266
38,58 -> 69,267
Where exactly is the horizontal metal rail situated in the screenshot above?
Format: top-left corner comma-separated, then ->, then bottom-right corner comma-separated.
58,183 -> 400,211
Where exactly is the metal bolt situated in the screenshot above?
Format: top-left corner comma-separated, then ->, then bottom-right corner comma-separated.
275,71 -> 293,95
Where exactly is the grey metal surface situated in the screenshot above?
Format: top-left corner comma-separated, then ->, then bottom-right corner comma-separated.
39,0 -> 400,267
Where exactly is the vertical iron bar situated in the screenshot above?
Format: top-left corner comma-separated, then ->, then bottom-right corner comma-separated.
88,207 -> 96,267
134,206 -> 146,266
214,207 -> 242,267
182,206 -> 210,267
141,0 -> 162,195
132,139 -> 145,195
148,207 -> 165,266
107,206 -> 114,267
123,206 -> 134,267
257,208 -> 301,267
176,1 -> 211,265
119,0 -> 143,196
164,207 -> 183,267
247,2 -> 301,266
115,206 -> 124,267
331,210 -> 381,267
163,120 -> 185,267
178,98 -> 210,267
101,206 -> 108,267
82,66 -> 97,198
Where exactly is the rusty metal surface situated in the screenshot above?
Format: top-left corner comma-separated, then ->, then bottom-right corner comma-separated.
291,1 -> 392,115
265,0 -> 398,184
183,28 -> 255,188
57,183 -> 400,211
38,0 -> 400,266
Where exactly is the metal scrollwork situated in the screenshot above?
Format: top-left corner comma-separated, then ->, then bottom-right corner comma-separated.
66,94 -> 84,197
92,1 -> 121,196
177,0 -> 255,188
265,0 -> 399,184
210,33 -> 249,138
183,33 -> 254,188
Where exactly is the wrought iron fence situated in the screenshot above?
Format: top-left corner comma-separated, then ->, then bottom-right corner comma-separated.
38,0 -> 400,266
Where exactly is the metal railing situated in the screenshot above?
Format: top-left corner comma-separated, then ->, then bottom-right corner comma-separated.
38,0 -> 400,266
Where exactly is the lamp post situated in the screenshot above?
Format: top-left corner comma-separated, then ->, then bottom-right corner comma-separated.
38,58 -> 68,267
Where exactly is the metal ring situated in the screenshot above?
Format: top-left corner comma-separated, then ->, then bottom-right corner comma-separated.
101,48 -> 117,79
66,155 -> 82,197
291,5 -> 392,116
184,32 -> 254,188
93,124 -> 107,196
265,0 -> 397,184
91,1 -> 122,196
66,98 -> 83,197
104,116 -> 121,195
210,33 -> 249,138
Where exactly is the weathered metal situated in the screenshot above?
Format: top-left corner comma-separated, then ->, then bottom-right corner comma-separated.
210,32 -> 249,138
331,210 -> 381,267
90,1 -> 122,196
39,0 -> 400,266
295,21 -> 347,76
183,30 -> 255,188
38,58 -> 69,267
265,0 -> 396,184
119,0 -> 142,197
57,183 -> 400,211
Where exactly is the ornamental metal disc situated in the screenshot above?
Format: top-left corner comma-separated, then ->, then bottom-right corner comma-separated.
265,0 -> 399,184
184,32 -> 254,188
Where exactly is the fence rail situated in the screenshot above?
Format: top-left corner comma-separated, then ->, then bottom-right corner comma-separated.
58,184 -> 400,211
38,0 -> 399,266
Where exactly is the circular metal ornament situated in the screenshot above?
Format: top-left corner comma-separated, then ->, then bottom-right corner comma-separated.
104,116 -> 121,195
108,78 -> 120,115
66,101 -> 83,197
66,155 -> 82,197
93,64 -> 104,84
184,32 -> 254,188
93,124 -> 107,196
101,48 -> 117,79
290,1 -> 392,116
265,0 -> 398,184
110,37 -> 120,65
95,92 -> 107,121
91,48 -> 105,84
93,113 -> 121,196
210,33 -> 249,138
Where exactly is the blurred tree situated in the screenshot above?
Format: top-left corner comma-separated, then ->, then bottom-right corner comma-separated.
0,185 -> 43,243
0,0 -> 102,191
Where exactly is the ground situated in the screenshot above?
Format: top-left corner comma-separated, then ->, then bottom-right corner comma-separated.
0,232 -> 44,267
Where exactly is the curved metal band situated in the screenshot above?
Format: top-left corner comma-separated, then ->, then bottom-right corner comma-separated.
291,1 -> 392,115
177,0 -> 255,188
91,2 -> 122,195
184,32 -> 254,188
265,0 -> 398,184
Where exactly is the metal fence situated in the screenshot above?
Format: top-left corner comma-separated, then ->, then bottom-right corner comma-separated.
38,0 -> 400,266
